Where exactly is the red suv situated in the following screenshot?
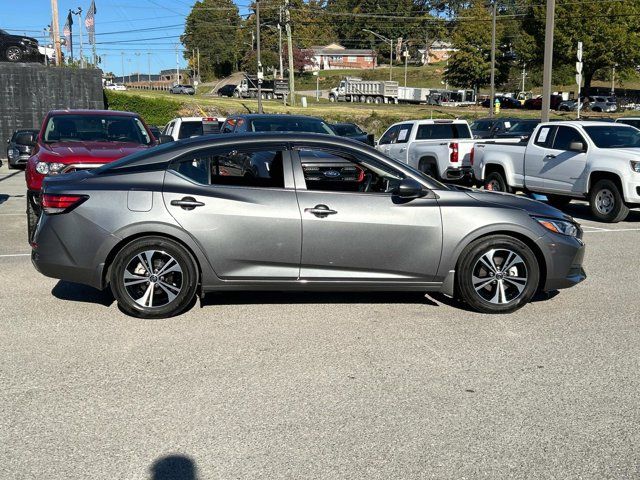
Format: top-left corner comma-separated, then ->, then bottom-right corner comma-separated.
26,110 -> 156,239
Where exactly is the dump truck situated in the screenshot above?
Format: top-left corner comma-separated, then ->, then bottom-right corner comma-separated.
328,77 -> 399,104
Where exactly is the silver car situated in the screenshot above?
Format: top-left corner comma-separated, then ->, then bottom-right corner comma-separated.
31,133 -> 586,318
169,84 -> 195,95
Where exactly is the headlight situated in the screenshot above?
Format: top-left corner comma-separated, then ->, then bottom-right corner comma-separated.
35,162 -> 50,174
534,217 -> 579,237
48,163 -> 65,175
7,148 -> 18,159
631,161 -> 640,173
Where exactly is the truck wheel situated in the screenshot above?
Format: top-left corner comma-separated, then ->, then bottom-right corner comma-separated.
374,96 -> 382,104
546,194 -> 571,209
109,236 -> 198,319
456,235 -> 540,314
267,92 -> 274,100
589,179 -> 629,223
484,171 -> 511,193
233,90 -> 240,98
365,96 -> 373,104
6,46 -> 23,62
329,95 -> 336,102
26,193 -> 40,242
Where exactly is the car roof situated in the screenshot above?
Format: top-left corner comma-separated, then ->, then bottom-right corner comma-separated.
229,114 -> 326,121
48,109 -> 139,117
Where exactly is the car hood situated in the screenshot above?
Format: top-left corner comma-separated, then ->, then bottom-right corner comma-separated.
461,188 -> 573,221
38,141 -> 151,163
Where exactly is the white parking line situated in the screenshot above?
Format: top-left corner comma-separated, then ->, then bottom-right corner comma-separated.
0,213 -> 25,216
0,253 -> 30,258
583,227 -> 640,233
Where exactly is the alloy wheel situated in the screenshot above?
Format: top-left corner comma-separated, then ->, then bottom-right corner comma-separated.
7,47 -> 21,61
472,248 -> 528,305
123,250 -> 183,308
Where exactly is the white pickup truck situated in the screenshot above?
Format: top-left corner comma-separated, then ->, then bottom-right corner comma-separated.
377,119 -> 475,182
473,121 -> 640,222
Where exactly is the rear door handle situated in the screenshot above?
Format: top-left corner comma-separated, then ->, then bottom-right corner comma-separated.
170,196 -> 205,210
544,154 -> 556,160
305,204 -> 337,218
399,147 -> 406,152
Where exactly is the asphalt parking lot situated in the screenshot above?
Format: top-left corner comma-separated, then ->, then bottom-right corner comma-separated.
1,162 -> 639,479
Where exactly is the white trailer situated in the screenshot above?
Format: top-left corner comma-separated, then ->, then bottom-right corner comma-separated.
397,86 -> 431,104
329,77 -> 399,104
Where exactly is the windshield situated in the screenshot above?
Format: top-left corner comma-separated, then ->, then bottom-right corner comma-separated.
43,114 -> 152,145
470,120 -> 493,132
508,121 -> 539,133
332,124 -> 363,136
249,117 -> 334,135
583,126 -> 640,148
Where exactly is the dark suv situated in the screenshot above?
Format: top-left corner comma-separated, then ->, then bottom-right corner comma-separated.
0,29 -> 41,62
6,129 -> 38,169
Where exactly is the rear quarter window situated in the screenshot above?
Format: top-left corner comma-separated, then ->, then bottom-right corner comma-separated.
415,123 -> 471,140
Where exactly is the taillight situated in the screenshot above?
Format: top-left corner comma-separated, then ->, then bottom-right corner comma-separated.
41,194 -> 88,214
450,142 -> 459,163
470,146 -> 475,166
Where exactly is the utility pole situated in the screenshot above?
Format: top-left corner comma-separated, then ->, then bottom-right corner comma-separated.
175,44 -> 179,84
489,0 -> 497,118
197,48 -> 200,84
363,29 -> 393,81
576,41 -> 583,119
147,51 -> 151,87
121,51 -> 124,83
611,64 -> 616,95
278,6 -> 284,79
285,0 -> 295,106
521,64 -> 526,93
135,52 -> 140,83
256,0 -> 263,113
50,0 -> 63,66
541,0 -> 556,123
403,47 -> 408,87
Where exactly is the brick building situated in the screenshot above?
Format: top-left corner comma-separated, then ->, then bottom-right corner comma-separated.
307,43 -> 377,71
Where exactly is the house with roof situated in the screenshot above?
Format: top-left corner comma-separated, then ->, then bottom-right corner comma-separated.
418,41 -> 457,65
306,43 -> 377,71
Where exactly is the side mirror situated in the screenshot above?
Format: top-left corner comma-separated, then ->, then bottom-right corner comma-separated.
393,178 -> 425,199
569,141 -> 585,152
158,135 -> 174,145
15,131 -> 37,146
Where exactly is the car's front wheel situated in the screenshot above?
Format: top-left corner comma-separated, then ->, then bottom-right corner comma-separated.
6,46 -> 23,62
589,179 -> 629,223
109,236 -> 198,318
456,235 -> 540,314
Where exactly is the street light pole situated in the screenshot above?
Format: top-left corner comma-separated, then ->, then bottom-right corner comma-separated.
135,52 -> 140,84
489,0 -> 497,118
147,51 -> 151,87
363,29 -> 393,81
278,8 -> 284,79
120,51 -> 124,84
541,0 -> 556,123
256,0 -> 263,114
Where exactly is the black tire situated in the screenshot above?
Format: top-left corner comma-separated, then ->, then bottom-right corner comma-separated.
592,107 -> 602,113
545,194 -> 572,209
483,171 -> 512,193
456,235 -> 540,314
26,193 -> 39,242
589,179 -> 629,223
329,95 -> 336,103
6,46 -> 23,62
374,96 -> 382,104
109,236 -> 198,318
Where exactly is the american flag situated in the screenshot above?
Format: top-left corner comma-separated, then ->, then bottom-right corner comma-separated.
63,11 -> 72,52
85,0 -> 97,45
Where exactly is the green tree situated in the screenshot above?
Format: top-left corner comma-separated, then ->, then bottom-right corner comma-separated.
515,0 -> 640,93
444,1 -> 510,90
181,0 -> 244,79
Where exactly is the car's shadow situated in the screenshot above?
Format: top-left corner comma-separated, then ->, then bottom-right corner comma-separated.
201,290 -> 439,307
562,202 -> 640,224
52,281 -> 115,307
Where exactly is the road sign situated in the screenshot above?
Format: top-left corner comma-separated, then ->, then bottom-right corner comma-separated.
576,73 -> 582,85
576,61 -> 582,74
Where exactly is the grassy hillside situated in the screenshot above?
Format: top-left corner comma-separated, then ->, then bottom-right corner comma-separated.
109,89 -> 633,137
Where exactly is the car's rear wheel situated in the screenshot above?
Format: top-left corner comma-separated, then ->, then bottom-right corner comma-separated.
110,237 -> 198,318
589,179 -> 629,223
457,235 -> 540,314
6,46 -> 23,62
546,194 -> 572,209
483,171 -> 511,193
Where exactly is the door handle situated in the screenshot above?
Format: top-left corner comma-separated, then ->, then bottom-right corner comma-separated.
170,196 -> 205,210
305,204 -> 337,218
543,154 -> 556,161
399,147 -> 406,152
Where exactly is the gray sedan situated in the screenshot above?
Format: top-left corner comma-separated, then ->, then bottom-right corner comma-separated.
31,133 -> 586,318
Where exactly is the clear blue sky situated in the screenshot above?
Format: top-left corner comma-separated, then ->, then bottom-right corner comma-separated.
2,0 -> 219,76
